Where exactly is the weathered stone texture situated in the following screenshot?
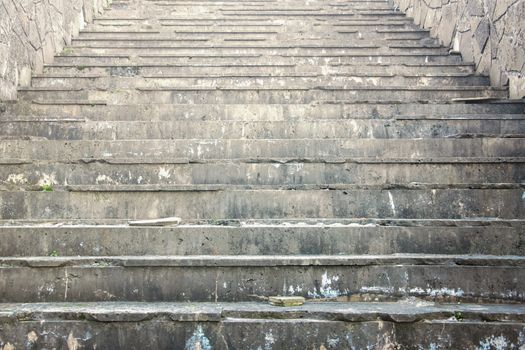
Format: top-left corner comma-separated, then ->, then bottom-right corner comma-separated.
393,0 -> 525,98
0,0 -> 111,101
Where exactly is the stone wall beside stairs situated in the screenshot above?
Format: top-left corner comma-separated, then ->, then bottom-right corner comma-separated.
392,0 -> 525,99
0,0 -> 112,101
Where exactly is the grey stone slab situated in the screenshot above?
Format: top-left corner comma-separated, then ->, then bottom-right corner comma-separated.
5,102 -> 523,121
17,85 -> 508,104
29,75 -> 491,90
0,138 -> 522,160
2,254 -> 525,268
1,161 -> 523,191
0,258 -> 524,302
0,302 -> 524,349
1,224 -> 523,257
2,118 -> 522,140
0,301 -> 524,322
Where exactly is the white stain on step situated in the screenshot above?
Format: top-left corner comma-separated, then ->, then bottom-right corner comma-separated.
264,330 -> 275,350
95,174 -> 116,184
288,284 -> 303,294
37,173 -> 57,187
475,335 -> 513,350
360,286 -> 395,294
308,271 -> 343,298
67,332 -> 80,350
408,287 -> 464,297
27,331 -> 38,343
185,325 -> 212,350
158,167 -> 171,180
388,191 -> 397,217
6,173 -> 27,184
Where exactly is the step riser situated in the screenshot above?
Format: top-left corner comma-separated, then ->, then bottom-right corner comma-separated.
2,139 -> 522,159
0,190 -> 522,220
0,264 -> 522,302
2,163 -> 523,188
2,320 -> 523,350
6,103 -> 523,120
1,226 -> 522,256
2,119 -> 520,140
19,89 -> 508,104
30,76 -> 490,89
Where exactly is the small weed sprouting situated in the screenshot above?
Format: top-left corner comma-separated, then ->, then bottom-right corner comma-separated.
49,250 -> 59,257
454,311 -> 464,321
41,183 -> 53,192
62,47 -> 74,55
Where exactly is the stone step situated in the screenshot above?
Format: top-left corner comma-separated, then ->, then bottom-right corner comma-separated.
30,74 -> 490,89
1,301 -> 524,349
148,15 -> 409,21
50,51 -> 466,64
65,36 -> 442,45
92,17 -> 414,25
44,60 -> 471,76
143,3 -> 396,8
69,35 -> 436,45
7,183 -> 525,191
0,188 -> 522,220
41,63 -> 476,77
17,86 -> 508,104
1,223 -> 523,256
0,254 -> 523,302
216,10 -> 406,16
1,118 -> 521,140
76,28 -> 430,36
1,138 -> 522,159
1,217 -> 522,226
87,16 -> 415,22
93,13 -> 408,20
1,160 -> 523,189
49,55 -> 473,71
66,44 -> 449,56
4,102 -> 523,120
77,29 -> 431,40
116,23 -> 426,32
85,18 -> 415,25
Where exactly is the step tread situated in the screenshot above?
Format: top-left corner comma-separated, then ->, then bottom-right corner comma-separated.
1,254 -> 524,267
24,183 -> 525,192
2,218 -> 523,227
3,157 -> 524,164
1,301 -> 524,323
19,85 -> 506,91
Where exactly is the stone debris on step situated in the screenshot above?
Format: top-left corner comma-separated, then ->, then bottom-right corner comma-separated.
269,296 -> 306,306
128,216 -> 181,226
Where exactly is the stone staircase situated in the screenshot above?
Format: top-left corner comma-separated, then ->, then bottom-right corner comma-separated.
0,0 -> 524,348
